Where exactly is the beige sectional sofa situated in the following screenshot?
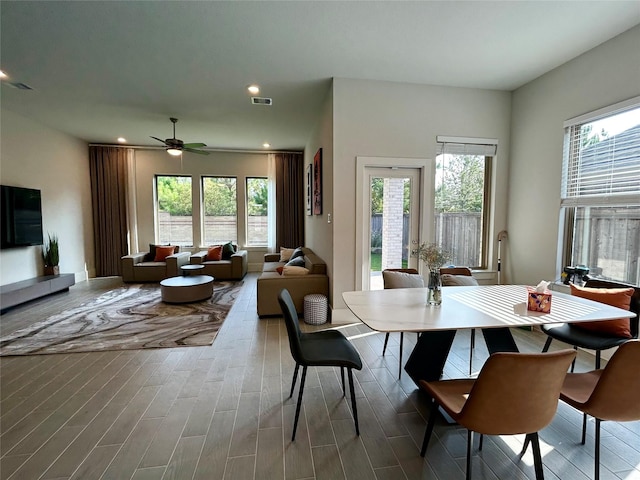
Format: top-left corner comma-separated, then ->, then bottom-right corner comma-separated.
257,247 -> 329,317
189,249 -> 248,280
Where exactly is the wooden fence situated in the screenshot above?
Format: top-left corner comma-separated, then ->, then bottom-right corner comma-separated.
158,213 -> 267,246
371,212 -> 482,266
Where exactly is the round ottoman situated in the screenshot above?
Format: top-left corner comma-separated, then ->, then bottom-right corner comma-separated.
160,275 -> 214,303
304,294 -> 328,325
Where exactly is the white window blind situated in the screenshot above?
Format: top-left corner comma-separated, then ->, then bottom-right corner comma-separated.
561,103 -> 640,207
436,136 -> 498,156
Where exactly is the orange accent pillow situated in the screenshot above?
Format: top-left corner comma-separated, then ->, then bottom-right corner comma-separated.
276,266 -> 284,275
207,245 -> 223,261
570,283 -> 634,338
154,245 -> 176,262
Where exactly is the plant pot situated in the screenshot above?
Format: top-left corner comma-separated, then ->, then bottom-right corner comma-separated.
44,265 -> 60,276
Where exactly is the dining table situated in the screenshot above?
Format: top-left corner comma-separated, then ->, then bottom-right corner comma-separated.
342,284 -> 637,386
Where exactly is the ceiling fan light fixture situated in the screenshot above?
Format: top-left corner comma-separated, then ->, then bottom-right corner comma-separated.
151,118 -> 208,155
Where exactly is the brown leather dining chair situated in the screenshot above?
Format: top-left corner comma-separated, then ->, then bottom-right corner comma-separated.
556,340 -> 640,480
420,349 -> 576,480
381,268 -> 423,379
440,266 -> 478,375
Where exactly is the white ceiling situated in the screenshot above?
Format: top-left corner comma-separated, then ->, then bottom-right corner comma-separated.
2,1 -> 639,152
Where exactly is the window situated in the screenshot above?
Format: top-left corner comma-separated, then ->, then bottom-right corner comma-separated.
155,175 -> 193,246
246,177 -> 268,246
202,176 -> 237,245
434,137 -> 495,269
561,101 -> 640,284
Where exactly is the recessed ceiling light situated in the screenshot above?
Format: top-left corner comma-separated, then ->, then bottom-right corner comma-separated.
263,143 -> 271,148
247,84 -> 260,95
117,137 -> 126,143
0,70 -> 7,79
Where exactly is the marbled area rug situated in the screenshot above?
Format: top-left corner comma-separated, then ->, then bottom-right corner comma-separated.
0,281 -> 243,356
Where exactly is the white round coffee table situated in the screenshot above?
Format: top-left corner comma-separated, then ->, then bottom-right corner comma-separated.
160,275 -> 214,303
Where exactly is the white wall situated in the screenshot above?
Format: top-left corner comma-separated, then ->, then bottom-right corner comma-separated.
508,25 -> 640,286
304,85 -> 335,297
132,149 -> 269,269
329,78 -> 512,309
0,109 -> 93,285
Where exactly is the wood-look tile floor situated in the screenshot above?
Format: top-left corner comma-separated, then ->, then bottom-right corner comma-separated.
1,274 -> 638,480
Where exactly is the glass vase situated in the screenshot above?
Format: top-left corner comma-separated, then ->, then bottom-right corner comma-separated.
427,270 -> 442,306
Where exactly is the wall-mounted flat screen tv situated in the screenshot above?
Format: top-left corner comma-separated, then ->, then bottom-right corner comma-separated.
1,185 -> 44,249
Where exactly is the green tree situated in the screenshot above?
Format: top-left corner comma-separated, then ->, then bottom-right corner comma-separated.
247,178 -> 268,216
370,177 -> 411,214
157,176 -> 192,215
581,124 -> 609,148
203,177 -> 237,216
435,155 -> 484,213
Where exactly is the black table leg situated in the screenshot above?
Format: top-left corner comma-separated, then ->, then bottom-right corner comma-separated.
481,327 -> 519,354
404,329 -> 457,385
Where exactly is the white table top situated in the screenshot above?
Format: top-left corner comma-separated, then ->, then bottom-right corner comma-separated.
342,284 -> 636,333
160,275 -> 214,287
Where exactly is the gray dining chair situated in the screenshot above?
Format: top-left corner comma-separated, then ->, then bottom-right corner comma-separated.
278,288 -> 363,441
381,268 -> 424,379
440,266 -> 478,375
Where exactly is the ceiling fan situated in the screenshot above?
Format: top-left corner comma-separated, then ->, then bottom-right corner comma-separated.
151,117 -> 209,156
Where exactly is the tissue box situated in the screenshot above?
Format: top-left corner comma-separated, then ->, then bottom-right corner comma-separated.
527,286 -> 552,313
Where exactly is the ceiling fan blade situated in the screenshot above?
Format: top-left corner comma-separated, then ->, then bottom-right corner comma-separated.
182,142 -> 207,148
184,147 -> 209,155
150,136 -> 168,145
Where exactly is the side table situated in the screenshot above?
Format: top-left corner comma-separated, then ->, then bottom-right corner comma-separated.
181,264 -> 205,276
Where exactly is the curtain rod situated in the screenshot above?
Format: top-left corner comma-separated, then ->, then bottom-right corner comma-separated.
88,143 -> 303,155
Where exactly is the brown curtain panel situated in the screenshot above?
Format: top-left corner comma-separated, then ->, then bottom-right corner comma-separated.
275,152 -> 305,249
89,146 -> 130,277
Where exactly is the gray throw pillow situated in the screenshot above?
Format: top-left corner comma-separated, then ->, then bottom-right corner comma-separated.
382,270 -> 424,289
441,274 -> 479,286
290,247 -> 305,260
285,256 -> 306,268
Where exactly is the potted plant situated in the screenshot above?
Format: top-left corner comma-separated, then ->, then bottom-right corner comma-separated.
412,242 -> 452,305
42,233 -> 60,276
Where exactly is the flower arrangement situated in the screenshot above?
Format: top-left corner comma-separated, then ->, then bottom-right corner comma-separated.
412,242 -> 451,271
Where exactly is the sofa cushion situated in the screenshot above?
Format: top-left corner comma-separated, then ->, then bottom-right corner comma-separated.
263,261 -> 284,273
154,245 -> 177,262
441,274 -> 479,286
285,256 -> 306,268
570,283 -> 634,338
283,265 -> 309,276
280,247 -> 295,262
145,243 -> 178,261
383,270 -> 424,289
207,245 -> 223,261
222,242 -> 236,260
